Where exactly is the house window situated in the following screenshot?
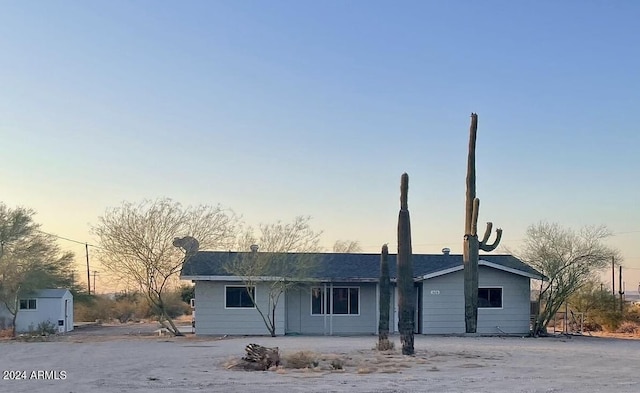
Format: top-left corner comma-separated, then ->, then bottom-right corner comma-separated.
311,287 -> 359,315
478,288 -> 502,308
19,299 -> 37,310
225,286 -> 255,308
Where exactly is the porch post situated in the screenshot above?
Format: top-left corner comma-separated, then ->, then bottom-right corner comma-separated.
323,283 -> 327,336
329,282 -> 333,336
375,282 -> 380,335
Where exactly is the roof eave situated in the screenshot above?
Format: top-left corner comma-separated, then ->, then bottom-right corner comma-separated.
479,260 -> 545,280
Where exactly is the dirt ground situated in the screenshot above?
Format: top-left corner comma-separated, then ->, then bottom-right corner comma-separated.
1,325 -> 639,393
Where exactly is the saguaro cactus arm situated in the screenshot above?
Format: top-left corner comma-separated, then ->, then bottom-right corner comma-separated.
479,224 -> 502,252
471,198 -> 480,236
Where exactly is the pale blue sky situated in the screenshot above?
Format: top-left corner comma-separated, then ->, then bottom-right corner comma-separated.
1,1 -> 638,291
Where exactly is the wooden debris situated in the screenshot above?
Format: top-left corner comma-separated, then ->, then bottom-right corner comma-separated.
240,343 -> 280,371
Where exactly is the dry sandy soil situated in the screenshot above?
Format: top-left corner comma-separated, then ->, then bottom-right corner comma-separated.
1,324 -> 639,393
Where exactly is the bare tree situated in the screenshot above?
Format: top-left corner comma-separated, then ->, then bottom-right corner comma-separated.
0,203 -> 75,336
332,240 -> 362,253
225,216 -> 322,336
92,198 -> 239,336
517,222 -> 619,336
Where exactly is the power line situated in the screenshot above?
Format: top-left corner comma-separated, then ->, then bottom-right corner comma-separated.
36,230 -> 101,249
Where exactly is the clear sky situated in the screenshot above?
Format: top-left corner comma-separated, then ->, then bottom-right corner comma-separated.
1,1 -> 638,293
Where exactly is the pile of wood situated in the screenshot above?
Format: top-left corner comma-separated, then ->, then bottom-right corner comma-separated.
238,343 -> 280,371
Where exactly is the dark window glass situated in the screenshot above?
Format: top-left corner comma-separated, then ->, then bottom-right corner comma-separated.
19,299 -> 36,310
225,286 -> 255,308
349,288 -> 359,314
333,288 -> 348,314
478,288 -> 502,308
311,287 -> 324,315
312,287 -> 359,315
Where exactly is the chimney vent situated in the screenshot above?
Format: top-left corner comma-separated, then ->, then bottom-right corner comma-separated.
442,247 -> 450,255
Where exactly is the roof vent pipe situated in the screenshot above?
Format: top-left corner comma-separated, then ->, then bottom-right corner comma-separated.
442,247 -> 450,255
250,244 -> 259,253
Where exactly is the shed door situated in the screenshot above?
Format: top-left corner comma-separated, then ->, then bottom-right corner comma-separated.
64,299 -> 70,332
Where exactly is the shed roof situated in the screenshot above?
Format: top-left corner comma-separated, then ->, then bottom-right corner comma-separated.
34,289 -> 71,298
181,251 -> 542,281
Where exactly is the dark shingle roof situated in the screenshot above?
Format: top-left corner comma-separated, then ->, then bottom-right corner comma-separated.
181,252 -> 542,281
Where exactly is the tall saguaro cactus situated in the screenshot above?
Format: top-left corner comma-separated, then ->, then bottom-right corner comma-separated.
463,113 -> 503,333
397,173 -> 415,355
378,244 -> 391,349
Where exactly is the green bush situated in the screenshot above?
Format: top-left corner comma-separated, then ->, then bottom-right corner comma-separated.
27,320 -> 57,336
590,310 -> 623,332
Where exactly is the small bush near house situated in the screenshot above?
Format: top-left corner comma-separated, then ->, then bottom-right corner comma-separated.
28,321 -> 57,336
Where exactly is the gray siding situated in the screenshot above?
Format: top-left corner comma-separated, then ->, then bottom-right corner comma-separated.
194,281 -> 284,336
285,282 -> 377,335
476,267 -> 531,334
421,267 -> 531,334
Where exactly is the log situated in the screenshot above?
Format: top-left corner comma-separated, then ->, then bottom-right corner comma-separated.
242,343 -> 280,370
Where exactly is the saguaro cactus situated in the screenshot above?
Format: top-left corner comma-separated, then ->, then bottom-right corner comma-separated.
378,244 -> 391,349
397,173 -> 415,355
463,113 -> 503,333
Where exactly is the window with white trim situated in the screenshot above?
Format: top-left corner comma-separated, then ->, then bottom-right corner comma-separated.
19,299 -> 37,310
311,287 -> 359,315
478,287 -> 502,308
225,286 -> 255,308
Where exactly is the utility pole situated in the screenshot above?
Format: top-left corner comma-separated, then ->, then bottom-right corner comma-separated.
86,243 -> 91,295
93,271 -> 99,294
612,256 -> 615,296
619,265 -> 624,313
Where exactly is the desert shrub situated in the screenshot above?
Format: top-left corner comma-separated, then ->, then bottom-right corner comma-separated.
145,291 -> 190,319
590,310 -> 623,332
330,358 -> 344,370
180,283 -> 195,304
158,291 -> 190,318
625,304 -> 640,323
283,351 -> 318,369
28,320 -> 57,336
113,299 -> 138,323
376,338 -> 395,351
615,321 -> 638,334
74,295 -> 114,322
0,328 -> 13,338
582,320 -> 602,332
